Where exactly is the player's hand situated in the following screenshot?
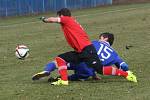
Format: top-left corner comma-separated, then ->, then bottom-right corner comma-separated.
120,63 -> 128,71
40,17 -> 47,23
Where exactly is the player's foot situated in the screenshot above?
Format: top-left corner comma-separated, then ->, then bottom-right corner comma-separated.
126,71 -> 137,83
51,78 -> 68,85
48,77 -> 59,82
32,71 -> 50,80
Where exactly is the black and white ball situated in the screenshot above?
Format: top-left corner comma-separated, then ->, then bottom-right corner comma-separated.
15,45 -> 29,59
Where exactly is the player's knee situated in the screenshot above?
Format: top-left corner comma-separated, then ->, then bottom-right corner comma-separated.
55,57 -> 67,69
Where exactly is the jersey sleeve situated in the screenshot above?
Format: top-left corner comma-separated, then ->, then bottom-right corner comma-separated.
60,16 -> 68,24
114,56 -> 128,71
114,56 -> 124,67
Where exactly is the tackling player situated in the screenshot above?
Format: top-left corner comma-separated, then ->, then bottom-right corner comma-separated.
40,8 -> 110,85
32,32 -> 137,83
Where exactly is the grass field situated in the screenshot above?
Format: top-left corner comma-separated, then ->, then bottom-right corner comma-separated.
0,3 -> 150,100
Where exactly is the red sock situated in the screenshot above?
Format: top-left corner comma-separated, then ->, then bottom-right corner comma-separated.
55,57 -> 68,81
58,69 -> 68,81
103,66 -> 128,77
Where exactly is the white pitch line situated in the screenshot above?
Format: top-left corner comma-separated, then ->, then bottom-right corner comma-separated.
0,5 -> 149,28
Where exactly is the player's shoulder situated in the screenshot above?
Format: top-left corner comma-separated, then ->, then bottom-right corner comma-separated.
92,40 -> 107,47
60,16 -> 73,20
92,40 -> 99,44
60,16 -> 71,21
92,40 -> 109,46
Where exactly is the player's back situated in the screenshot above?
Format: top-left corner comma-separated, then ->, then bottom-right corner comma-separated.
60,16 -> 91,52
92,40 -> 119,66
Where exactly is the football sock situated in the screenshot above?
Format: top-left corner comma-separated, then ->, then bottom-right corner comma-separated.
44,61 -> 57,73
55,57 -> 68,81
103,66 -> 128,77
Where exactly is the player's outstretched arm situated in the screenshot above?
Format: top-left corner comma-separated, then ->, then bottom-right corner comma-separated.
40,16 -> 60,23
114,56 -> 129,71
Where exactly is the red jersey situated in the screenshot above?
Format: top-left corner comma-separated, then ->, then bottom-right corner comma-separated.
59,16 -> 92,52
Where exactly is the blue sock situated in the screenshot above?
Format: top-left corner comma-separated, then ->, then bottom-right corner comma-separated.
44,61 -> 57,74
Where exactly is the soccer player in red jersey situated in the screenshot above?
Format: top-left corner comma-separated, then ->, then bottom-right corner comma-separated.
40,8 -> 103,85
40,8 -> 135,85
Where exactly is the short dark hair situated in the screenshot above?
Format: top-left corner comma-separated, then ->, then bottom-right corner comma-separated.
57,8 -> 71,16
99,32 -> 114,46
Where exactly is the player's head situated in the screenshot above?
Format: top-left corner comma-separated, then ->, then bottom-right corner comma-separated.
57,8 -> 71,17
99,32 -> 114,46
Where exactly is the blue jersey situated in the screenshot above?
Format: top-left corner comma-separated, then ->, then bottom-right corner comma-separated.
92,40 -> 124,67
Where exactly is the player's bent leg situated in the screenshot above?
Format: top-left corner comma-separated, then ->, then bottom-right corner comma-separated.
82,45 -> 103,74
32,71 -> 50,80
55,57 -> 68,81
32,61 -> 57,81
126,71 -> 137,83
103,66 -> 137,82
51,78 -> 68,85
51,57 -> 68,85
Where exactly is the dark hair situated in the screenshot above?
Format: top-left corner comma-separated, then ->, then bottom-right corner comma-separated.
99,32 -> 114,46
57,8 -> 71,16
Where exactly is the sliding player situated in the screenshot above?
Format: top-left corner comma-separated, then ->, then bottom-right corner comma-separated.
32,32 -> 137,83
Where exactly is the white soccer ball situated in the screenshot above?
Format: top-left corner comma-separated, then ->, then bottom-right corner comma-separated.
15,45 -> 29,59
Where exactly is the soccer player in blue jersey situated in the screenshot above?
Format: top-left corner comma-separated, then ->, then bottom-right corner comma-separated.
32,32 -> 137,82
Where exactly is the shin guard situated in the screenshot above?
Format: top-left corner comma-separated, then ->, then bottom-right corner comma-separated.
55,57 -> 68,81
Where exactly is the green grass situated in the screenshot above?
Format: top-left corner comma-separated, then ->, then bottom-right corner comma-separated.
0,3 -> 150,100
